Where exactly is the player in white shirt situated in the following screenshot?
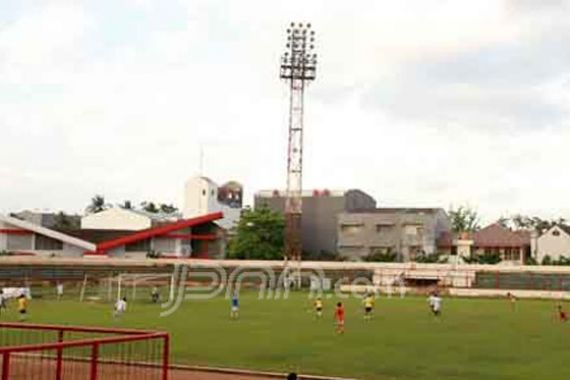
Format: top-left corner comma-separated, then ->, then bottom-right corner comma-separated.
56,282 -> 64,300
114,297 -> 128,319
428,291 -> 442,317
0,289 -> 6,313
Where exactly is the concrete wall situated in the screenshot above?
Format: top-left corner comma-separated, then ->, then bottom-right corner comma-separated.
154,237 -> 177,254
536,226 -> 570,262
81,208 -> 151,231
108,246 -> 126,258
6,234 -> 34,250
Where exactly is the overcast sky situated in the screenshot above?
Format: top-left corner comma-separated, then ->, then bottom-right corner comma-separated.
1,0 -> 570,223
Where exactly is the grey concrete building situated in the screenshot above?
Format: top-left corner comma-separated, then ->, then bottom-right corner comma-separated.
12,210 -> 80,229
254,189 -> 376,257
337,208 -> 451,261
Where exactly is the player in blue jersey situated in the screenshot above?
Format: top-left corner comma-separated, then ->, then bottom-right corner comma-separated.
230,291 -> 239,320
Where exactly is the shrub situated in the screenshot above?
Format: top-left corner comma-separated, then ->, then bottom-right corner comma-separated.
363,251 -> 398,262
461,252 -> 502,264
414,252 -> 447,263
146,250 -> 162,259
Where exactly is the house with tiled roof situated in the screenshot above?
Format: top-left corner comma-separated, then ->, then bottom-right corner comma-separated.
438,223 -> 531,265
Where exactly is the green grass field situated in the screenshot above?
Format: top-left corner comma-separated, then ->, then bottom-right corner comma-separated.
2,292 -> 570,379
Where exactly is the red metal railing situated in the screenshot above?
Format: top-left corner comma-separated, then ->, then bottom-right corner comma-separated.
0,322 -> 169,380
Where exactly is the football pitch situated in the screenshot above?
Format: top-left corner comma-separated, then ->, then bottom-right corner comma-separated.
2,291 -> 570,379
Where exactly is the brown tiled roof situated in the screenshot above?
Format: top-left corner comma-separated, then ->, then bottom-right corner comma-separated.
473,224 -> 530,248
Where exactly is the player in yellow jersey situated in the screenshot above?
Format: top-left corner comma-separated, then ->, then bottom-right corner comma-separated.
17,294 -> 28,321
314,297 -> 323,319
363,293 -> 374,321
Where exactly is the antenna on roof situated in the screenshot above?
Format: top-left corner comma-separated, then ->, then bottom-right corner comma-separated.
199,144 -> 204,176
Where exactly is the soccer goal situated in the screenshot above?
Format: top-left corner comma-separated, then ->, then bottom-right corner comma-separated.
0,322 -> 169,380
78,273 -> 175,304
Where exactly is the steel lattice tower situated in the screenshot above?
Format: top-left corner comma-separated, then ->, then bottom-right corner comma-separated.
280,22 -> 317,265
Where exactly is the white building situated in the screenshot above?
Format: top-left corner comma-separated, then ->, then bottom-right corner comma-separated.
183,176 -> 241,230
535,225 -> 570,263
0,214 -> 95,257
81,208 -> 179,231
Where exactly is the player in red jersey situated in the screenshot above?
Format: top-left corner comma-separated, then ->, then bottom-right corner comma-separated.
335,302 -> 345,334
557,304 -> 568,322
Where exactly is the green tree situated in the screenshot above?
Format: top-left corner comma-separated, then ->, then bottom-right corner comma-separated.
119,200 -> 133,209
497,216 -> 510,229
448,205 -> 481,233
53,211 -> 79,230
227,207 -> 284,260
86,195 -> 108,214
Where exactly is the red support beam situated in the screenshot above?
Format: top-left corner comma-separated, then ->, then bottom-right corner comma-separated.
0,229 -> 32,235
97,212 -> 223,252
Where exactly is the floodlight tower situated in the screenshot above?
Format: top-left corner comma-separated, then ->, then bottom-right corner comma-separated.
279,22 -> 317,268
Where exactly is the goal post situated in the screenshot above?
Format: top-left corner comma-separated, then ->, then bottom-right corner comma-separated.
110,273 -> 174,303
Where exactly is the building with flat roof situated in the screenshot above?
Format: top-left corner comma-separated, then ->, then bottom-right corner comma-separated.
337,208 -> 451,261
254,189 -> 376,257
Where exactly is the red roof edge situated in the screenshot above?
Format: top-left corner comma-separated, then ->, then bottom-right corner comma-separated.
96,212 -> 223,252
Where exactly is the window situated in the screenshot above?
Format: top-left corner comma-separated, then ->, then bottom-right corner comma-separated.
370,246 -> 392,255
553,230 -> 561,236
404,225 -> 422,236
376,224 -> 394,234
340,224 -> 363,236
125,239 -> 151,252
35,234 -> 63,251
504,248 -> 520,261
202,190 -> 206,196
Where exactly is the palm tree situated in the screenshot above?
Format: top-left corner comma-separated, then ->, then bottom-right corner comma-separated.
53,211 -> 79,230
140,201 -> 159,213
86,195 -> 107,214
159,203 -> 178,214
119,200 -> 133,210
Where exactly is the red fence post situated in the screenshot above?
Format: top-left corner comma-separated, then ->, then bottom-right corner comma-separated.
162,334 -> 170,380
2,352 -> 10,380
56,329 -> 64,380
90,343 -> 99,380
